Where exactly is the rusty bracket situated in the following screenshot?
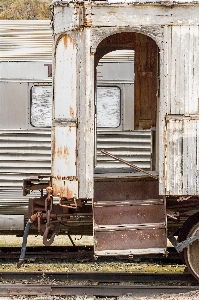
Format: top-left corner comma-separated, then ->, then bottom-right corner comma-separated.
43,215 -> 60,246
177,196 -> 192,202
168,229 -> 199,253
23,177 -> 49,196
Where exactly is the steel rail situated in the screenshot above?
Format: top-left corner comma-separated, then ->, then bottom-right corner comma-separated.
0,284 -> 199,296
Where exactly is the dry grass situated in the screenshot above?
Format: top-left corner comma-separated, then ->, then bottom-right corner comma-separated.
0,235 -> 93,247
0,235 -> 186,275
0,0 -> 50,19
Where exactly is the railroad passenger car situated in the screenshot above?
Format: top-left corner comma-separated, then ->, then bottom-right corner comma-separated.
1,0 -> 199,279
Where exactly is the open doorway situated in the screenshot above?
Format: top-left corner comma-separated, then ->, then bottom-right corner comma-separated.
93,32 -> 165,257
95,32 -> 159,175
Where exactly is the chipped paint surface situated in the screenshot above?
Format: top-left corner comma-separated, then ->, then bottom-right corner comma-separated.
52,34 -> 77,198
54,35 -> 76,120
165,116 -> 199,196
52,1 -> 199,199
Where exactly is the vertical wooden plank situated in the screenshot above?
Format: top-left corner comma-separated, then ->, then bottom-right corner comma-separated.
182,118 -> 189,194
159,26 -> 171,195
174,26 -> 181,114
52,34 -> 78,198
187,26 -> 194,114
191,26 -> 199,114
165,119 -> 172,195
179,26 -> 188,115
165,119 -> 183,195
182,119 -> 197,195
183,26 -> 190,115
170,26 -> 178,114
134,34 -> 158,129
186,120 -> 197,194
167,26 -> 172,115
173,119 -> 183,195
54,35 -> 77,119
78,28 -> 94,199
196,120 -> 199,194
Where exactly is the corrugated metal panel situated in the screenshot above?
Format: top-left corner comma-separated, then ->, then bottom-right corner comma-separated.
0,20 -> 52,61
0,129 -> 152,207
96,130 -> 152,170
165,116 -> 199,195
100,50 -> 134,62
0,130 -> 51,209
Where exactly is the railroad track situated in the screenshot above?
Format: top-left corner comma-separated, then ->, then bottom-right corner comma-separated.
0,272 -> 198,297
0,246 -> 182,263
1,284 -> 199,297
0,271 -> 197,283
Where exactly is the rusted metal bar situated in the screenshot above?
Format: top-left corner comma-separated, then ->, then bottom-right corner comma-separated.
101,149 -> 158,180
0,284 -> 199,296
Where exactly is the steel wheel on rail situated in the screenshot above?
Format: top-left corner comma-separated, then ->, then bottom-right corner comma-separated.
184,221 -> 199,281
178,212 -> 199,263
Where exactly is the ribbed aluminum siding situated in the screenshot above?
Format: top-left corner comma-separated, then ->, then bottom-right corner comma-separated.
0,130 -> 51,213
100,50 -> 134,62
0,20 -> 52,61
96,131 -> 152,170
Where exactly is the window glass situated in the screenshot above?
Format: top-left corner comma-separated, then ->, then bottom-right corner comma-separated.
31,85 -> 121,128
31,86 -> 52,127
96,86 -> 120,128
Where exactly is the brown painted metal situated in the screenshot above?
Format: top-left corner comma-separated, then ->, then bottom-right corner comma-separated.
94,179 -> 159,201
23,177 -> 49,196
94,228 -> 166,252
93,177 -> 166,255
94,200 -> 165,225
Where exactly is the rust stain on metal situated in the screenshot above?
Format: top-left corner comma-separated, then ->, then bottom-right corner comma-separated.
57,146 -> 63,157
63,35 -> 68,48
94,229 -> 166,252
64,146 -> 69,156
63,35 -> 74,49
83,5 -> 92,27
70,106 -> 74,118
52,135 -> 56,162
52,183 -> 75,199
94,203 -> 165,226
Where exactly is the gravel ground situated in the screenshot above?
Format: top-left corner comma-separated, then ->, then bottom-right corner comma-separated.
0,292 -> 198,300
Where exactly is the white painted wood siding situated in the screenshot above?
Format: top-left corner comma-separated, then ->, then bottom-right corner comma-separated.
165,117 -> 199,195
160,25 -> 199,195
163,25 -> 199,116
52,35 -> 78,198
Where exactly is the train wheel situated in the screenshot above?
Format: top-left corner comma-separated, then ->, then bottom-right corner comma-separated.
184,221 -> 199,281
178,213 -> 199,263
